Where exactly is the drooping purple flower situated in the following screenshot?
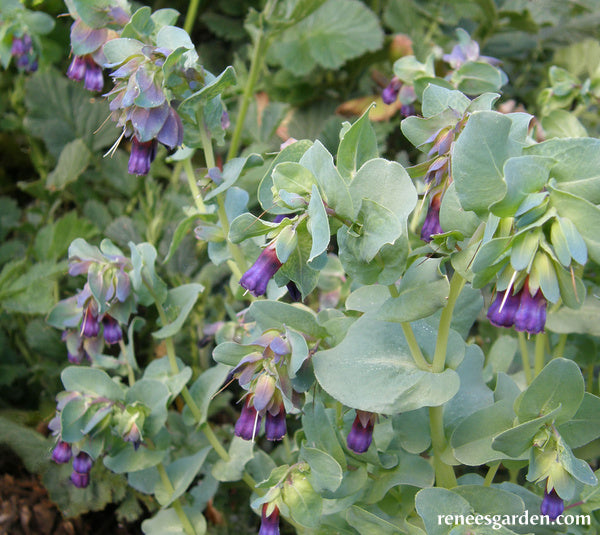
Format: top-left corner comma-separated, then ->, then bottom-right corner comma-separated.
420,194 -> 443,242
265,405 -> 286,441
128,137 -> 157,175
102,315 -> 123,345
487,290 -> 521,328
70,471 -> 90,488
347,411 -> 375,454
51,441 -> 72,464
81,305 -> 100,338
11,34 -> 37,72
240,242 -> 283,297
72,452 -> 93,474
259,504 -> 280,535
234,399 -> 262,441
67,55 -> 104,92
382,77 -> 402,105
514,285 -> 547,335
400,104 -> 416,117
541,487 -> 564,520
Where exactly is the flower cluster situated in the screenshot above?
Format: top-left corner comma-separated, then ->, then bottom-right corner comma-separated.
228,331 -> 302,442
11,33 -> 37,72
50,239 -> 135,363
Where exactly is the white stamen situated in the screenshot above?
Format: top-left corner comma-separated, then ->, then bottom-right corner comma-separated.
499,270 -> 518,313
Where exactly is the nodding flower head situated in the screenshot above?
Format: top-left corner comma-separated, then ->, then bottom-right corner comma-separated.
541,487 -> 564,521
259,504 -> 280,535
487,290 -> 520,328
240,242 -> 282,297
102,315 -> 123,345
128,137 -> 157,176
420,193 -> 443,243
68,55 -> 104,92
51,441 -> 72,464
346,411 -> 376,454
234,398 -> 262,441
265,404 -> 287,441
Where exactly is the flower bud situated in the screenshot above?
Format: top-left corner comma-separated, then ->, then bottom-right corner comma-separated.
123,421 -> 142,450
420,194 -> 443,243
51,441 -> 72,464
382,77 -> 401,105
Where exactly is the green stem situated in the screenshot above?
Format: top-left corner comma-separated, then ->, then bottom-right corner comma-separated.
227,1 -> 276,161
427,272 -> 464,489
156,463 -> 196,535
146,281 -> 261,495
428,406 -> 457,488
197,109 -> 216,169
183,158 -> 206,214
183,0 -> 202,34
402,323 -> 430,371
483,462 -> 500,487
518,332 -> 532,385
534,333 -> 546,377
119,340 -> 135,386
553,334 -> 567,359
432,273 -> 465,373
586,364 -> 594,393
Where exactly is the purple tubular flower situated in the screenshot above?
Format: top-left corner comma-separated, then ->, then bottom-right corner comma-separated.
81,306 -> 100,338
102,315 -> 123,345
420,194 -> 443,243
83,58 -> 104,92
259,504 -> 280,535
72,452 -> 93,474
381,77 -> 401,105
240,242 -> 283,297
541,487 -> 564,520
514,286 -> 547,335
286,282 -> 302,302
70,471 -> 90,488
67,56 -> 86,81
128,137 -> 157,175
347,412 -> 375,454
234,399 -> 262,441
265,405 -> 287,441
51,441 -> 72,464
487,290 -> 521,328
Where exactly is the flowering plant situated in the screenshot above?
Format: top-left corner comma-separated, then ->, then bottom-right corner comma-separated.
1,0 -> 600,534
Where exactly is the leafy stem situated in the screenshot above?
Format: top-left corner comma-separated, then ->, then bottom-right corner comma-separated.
227,0 -> 277,160
183,158 -> 206,214
156,462 -> 197,535
518,332 -> 532,384
183,0 -> 202,35
534,333 -> 546,376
